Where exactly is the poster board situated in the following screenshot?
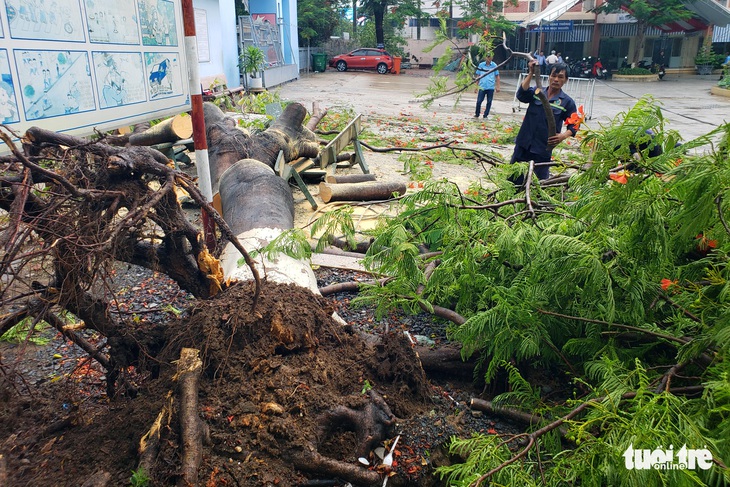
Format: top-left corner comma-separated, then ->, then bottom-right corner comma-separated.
0,0 -> 191,146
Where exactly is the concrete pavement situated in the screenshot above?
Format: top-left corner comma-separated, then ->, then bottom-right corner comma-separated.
276,69 -> 729,143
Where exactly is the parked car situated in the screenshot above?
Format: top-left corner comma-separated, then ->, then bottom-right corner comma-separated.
329,48 -> 394,74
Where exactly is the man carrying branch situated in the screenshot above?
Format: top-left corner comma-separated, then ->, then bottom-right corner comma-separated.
510,59 -> 579,184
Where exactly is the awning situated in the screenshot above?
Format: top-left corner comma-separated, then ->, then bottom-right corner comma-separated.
520,0 -> 582,27
681,0 -> 730,29
655,17 -> 711,32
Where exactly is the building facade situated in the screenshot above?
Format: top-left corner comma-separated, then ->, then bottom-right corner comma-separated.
402,0 -> 730,71
193,0 -> 299,91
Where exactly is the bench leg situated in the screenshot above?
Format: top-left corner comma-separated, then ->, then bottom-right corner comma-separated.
291,169 -> 318,210
353,139 -> 369,174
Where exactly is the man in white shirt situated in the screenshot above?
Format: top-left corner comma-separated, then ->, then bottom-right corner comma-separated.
545,50 -> 559,71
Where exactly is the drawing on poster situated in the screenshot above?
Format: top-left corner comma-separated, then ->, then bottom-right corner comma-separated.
139,0 -> 178,46
85,0 -> 140,44
5,0 -> 86,42
144,52 -> 181,99
15,50 -> 95,121
92,52 -> 146,108
0,51 -> 20,124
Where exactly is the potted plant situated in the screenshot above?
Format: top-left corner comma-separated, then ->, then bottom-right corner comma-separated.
695,45 -> 718,75
239,45 -> 266,90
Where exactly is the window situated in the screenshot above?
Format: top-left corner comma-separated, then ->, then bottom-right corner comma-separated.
528,0 -> 540,13
583,0 -> 595,11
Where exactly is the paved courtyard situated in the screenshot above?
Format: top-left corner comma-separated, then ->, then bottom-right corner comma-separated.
277,69 -> 729,143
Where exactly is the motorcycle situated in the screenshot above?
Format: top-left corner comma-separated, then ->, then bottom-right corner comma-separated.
568,57 -> 592,78
651,63 -> 666,80
591,59 -> 609,80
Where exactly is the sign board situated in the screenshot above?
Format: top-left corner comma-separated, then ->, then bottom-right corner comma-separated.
0,0 -> 191,146
534,20 -> 574,32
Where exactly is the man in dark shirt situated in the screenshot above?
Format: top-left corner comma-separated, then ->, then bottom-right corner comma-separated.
510,60 -> 578,184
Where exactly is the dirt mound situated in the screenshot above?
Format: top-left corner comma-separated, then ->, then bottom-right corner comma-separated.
1,280 -> 444,486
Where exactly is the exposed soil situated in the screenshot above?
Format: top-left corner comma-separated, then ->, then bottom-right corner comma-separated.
0,263 -> 525,487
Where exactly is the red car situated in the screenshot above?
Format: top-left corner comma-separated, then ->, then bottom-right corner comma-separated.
329,48 -> 394,74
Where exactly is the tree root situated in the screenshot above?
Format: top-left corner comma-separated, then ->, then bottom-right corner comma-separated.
176,348 -> 204,487
290,445 -> 381,486
317,388 -> 396,458
288,388 -> 396,485
137,348 -> 208,487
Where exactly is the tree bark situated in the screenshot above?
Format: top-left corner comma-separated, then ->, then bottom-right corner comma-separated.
325,173 -> 377,184
318,181 -> 407,203
203,102 -> 320,195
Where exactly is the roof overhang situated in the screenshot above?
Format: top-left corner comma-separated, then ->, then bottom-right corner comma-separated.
681,0 -> 730,29
519,0 -> 582,28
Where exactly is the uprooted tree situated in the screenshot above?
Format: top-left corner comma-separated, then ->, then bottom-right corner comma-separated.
3,90 -> 730,487
0,102 -> 434,486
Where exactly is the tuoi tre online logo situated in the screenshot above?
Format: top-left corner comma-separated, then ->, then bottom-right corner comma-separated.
623,444 -> 713,470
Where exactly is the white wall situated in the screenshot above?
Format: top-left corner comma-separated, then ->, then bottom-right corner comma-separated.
195,0 -> 242,89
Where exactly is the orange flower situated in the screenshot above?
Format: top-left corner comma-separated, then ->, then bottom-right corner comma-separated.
564,105 -> 585,128
609,171 -> 629,184
660,278 -> 678,291
696,233 -> 718,252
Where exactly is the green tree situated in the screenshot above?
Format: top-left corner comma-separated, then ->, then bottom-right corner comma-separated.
592,0 -> 693,66
358,0 -> 425,48
350,97 -> 730,486
297,0 -> 344,46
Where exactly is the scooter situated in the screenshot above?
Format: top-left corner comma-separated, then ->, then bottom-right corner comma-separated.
652,63 -> 666,80
591,60 -> 609,80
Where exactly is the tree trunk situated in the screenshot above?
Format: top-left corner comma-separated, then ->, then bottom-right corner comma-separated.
203,102 -> 320,195
632,20 -> 647,66
318,181 -> 407,203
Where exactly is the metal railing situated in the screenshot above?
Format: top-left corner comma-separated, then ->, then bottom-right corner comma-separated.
512,74 -> 596,119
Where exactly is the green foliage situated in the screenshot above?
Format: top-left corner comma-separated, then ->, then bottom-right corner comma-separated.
311,205 -> 357,253
719,66 -> 730,89
237,90 -> 282,115
618,67 -> 653,76
695,45 -> 723,67
354,16 -> 408,57
239,46 -> 266,77
358,97 -> 730,484
593,0 -> 693,31
0,317 -> 51,345
129,467 -> 150,487
242,228 -> 312,264
415,4 -> 517,107
297,0 -> 342,46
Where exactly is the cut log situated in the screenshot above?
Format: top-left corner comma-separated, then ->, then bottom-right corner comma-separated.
318,181 -> 407,203
129,114 -> 193,146
324,173 -> 377,184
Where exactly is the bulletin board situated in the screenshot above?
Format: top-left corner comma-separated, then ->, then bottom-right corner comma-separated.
0,0 -> 191,145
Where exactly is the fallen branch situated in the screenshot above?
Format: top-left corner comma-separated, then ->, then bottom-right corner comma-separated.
469,398 -> 568,437
470,386 -> 706,487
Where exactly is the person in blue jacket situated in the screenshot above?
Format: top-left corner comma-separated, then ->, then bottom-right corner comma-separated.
510,59 -> 578,184
474,54 -> 500,118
